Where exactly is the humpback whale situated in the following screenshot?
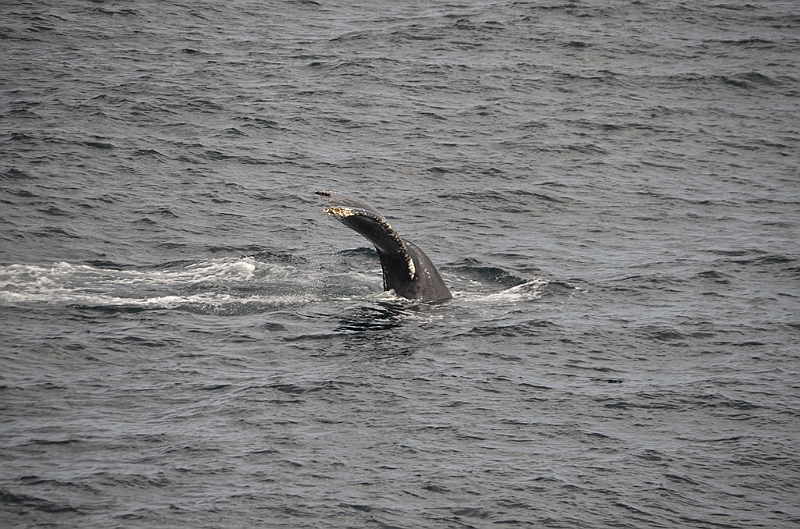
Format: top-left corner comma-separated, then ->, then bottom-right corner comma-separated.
316,190 -> 452,302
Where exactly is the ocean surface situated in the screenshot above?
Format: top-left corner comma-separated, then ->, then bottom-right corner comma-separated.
1,1 -> 799,527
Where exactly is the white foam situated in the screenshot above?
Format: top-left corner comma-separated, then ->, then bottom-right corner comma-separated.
0,258 -> 311,311
454,277 -> 549,304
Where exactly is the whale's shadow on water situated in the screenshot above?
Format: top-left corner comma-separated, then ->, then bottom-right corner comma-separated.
328,300 -> 443,358
334,301 -> 408,334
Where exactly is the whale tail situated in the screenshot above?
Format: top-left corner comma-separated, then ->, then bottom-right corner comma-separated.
316,190 -> 451,302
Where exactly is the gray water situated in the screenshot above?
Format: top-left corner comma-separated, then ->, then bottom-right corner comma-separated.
1,1 -> 799,527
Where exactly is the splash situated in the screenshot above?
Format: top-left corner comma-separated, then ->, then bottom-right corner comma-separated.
455,277 -> 550,304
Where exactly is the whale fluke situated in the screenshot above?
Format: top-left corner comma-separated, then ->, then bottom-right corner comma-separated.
316,190 -> 452,302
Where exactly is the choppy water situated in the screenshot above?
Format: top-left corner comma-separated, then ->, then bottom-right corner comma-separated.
2,1 -> 799,527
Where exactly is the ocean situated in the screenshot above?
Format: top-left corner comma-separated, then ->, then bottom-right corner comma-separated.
1,1 -> 799,527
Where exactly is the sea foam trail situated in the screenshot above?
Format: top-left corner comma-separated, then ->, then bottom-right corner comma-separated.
0,259 -> 314,311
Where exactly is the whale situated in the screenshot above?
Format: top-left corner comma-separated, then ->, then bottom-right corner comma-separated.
316,190 -> 452,302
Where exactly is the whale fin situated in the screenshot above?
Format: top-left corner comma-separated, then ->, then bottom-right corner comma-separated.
316,190 -> 451,301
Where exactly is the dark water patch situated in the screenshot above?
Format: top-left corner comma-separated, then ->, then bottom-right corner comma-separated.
33,227 -> 80,239
236,116 -> 284,130
270,383 -> 323,395
6,132 -> 37,142
250,251 -> 308,265
197,384 -> 231,391
82,140 -> 115,150
565,40 -> 588,48
696,270 -> 730,281
454,19 -> 475,31
236,155 -> 270,165
566,142 -> 607,155
208,244 -> 269,255
334,303 -> 408,334
601,394 -> 690,412
736,71 -> 778,86
91,194 -> 121,205
136,207 -> 179,219
663,72 -> 781,92
751,254 -> 795,265
282,332 -> 340,343
640,326 -> 688,345
451,506 -> 492,519
37,205 -> 69,216
97,472 -> 170,489
719,37 -> 776,47
188,99 -> 224,112
31,438 -> 80,446
17,476 -> 99,495
336,246 -> 378,259
1,168 -> 36,180
722,253 -> 798,276
447,259 -> 529,288
702,398 -> 759,411
511,188 -> 564,203
611,273 -> 684,292
67,303 -> 149,315
519,382 -> 552,391
101,335 -> 172,348
468,319 -> 556,338
783,267 -> 800,279
538,281 -> 577,298
443,188 -> 559,212
708,249 -> 761,258
0,490 -> 82,514
131,149 -> 164,158
201,150 -> 232,161
93,7 -> 138,17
